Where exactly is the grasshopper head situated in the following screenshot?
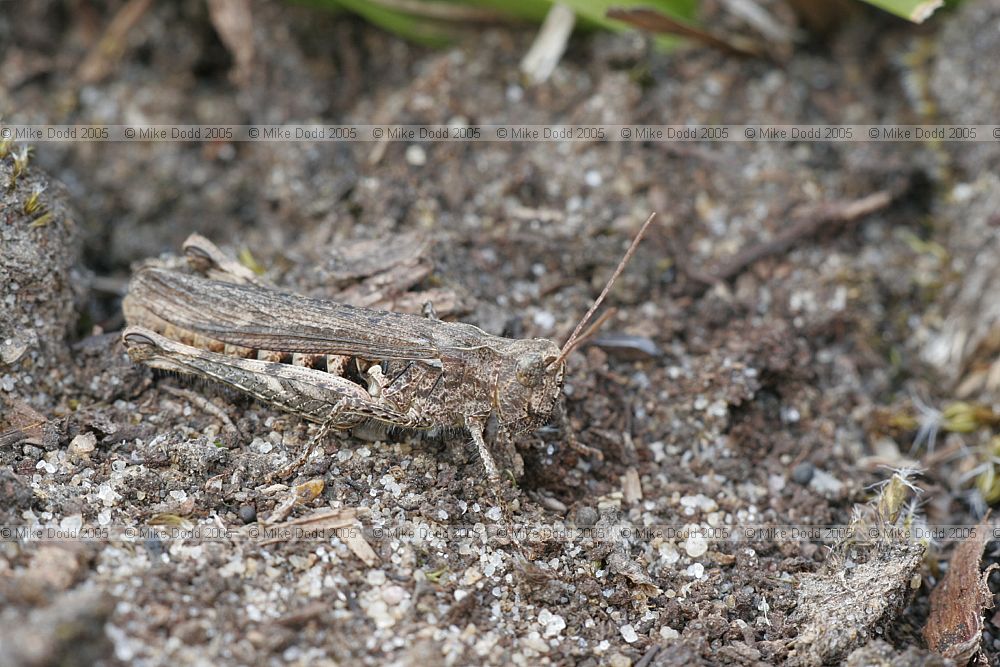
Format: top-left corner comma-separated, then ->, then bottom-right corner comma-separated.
496,338 -> 564,434
492,212 -> 657,435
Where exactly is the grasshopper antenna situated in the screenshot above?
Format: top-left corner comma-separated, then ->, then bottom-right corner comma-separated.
548,212 -> 657,369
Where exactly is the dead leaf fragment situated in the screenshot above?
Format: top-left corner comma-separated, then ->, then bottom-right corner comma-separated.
911,0 -> 944,23
607,548 -> 660,596
76,0 -> 152,84
258,507 -> 369,546
607,7 -> 762,57
622,468 -> 643,505
324,233 -> 429,282
343,530 -> 379,567
923,514 -> 995,664
0,333 -> 29,365
207,0 -> 255,85
293,478 -> 325,505
263,480 -> 325,525
0,397 -> 46,447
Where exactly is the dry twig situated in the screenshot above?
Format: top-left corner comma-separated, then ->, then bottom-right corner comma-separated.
77,0 -> 153,84
688,189 -> 894,287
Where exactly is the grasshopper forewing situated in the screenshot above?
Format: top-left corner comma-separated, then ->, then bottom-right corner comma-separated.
121,213 -> 656,487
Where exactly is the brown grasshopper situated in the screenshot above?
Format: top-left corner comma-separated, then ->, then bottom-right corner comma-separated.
121,213 -> 656,487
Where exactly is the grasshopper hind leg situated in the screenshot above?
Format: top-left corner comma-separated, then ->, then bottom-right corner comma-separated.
421,301 -> 439,320
182,234 -> 265,286
269,420 -> 337,482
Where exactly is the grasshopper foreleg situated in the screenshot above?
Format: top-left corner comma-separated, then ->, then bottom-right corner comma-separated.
466,417 -> 501,486
467,416 -> 524,551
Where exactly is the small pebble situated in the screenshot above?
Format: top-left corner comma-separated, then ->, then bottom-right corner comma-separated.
538,609 -> 566,638
97,483 -> 120,506
144,538 -> 165,558
0,338 -> 27,364
540,495 -> 568,514
809,468 -> 844,496
791,462 -> 815,486
576,506 -> 599,527
620,624 -> 638,643
684,533 -> 708,558
405,145 -> 426,166
238,504 -> 257,524
781,406 -> 801,423
521,635 -> 549,653
532,310 -> 555,331
609,654 -> 631,667
382,585 -> 407,606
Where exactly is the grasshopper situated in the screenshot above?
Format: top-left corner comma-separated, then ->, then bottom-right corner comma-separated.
121,213 -> 656,488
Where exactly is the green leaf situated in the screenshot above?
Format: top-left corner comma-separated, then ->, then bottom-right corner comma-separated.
858,0 -> 944,22
315,0 -> 459,46
297,0 -> 697,45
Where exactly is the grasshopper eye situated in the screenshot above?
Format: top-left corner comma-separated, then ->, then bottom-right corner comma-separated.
516,354 -> 545,387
